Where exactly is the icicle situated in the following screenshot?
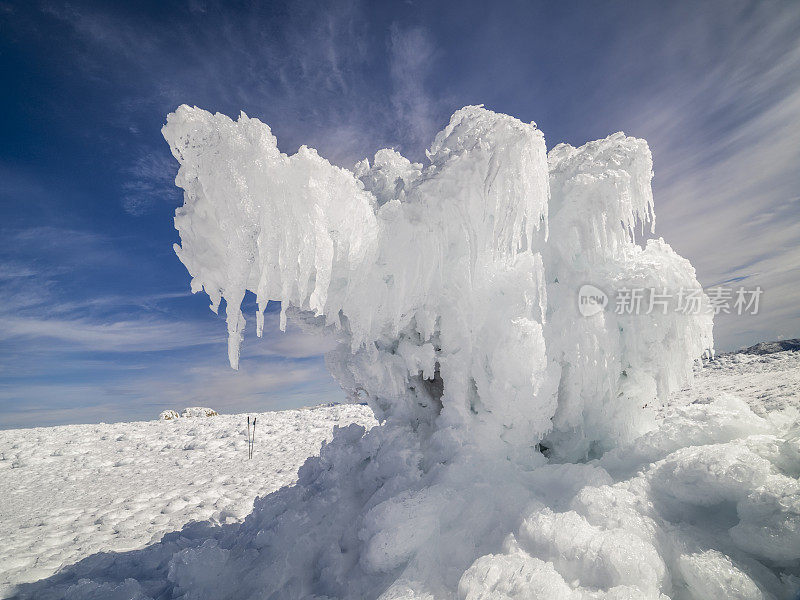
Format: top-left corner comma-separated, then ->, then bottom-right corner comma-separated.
256,303 -> 265,338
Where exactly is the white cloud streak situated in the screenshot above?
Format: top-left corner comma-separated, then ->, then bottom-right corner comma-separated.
0,315 -> 220,352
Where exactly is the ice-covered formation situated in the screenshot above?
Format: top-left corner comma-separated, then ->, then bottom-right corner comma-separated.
164,105 -> 712,462
159,409 -> 180,421
71,105 -> 792,599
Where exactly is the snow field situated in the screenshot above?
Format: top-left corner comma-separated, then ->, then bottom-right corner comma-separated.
670,351 -> 800,417
0,404 -> 376,596
5,351 -> 798,599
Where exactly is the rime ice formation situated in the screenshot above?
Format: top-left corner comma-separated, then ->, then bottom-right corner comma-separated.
164,105 -> 712,462
95,105 -> 800,599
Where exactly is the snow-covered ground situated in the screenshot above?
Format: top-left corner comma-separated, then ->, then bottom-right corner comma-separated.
672,350 -> 800,417
0,404 -> 376,597
1,350 -> 798,599
670,352 -> 800,417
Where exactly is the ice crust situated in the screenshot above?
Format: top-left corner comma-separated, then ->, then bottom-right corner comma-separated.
42,105 -> 796,599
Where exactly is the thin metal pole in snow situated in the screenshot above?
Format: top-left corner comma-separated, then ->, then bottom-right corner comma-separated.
247,416 -> 251,460
251,417 -> 256,459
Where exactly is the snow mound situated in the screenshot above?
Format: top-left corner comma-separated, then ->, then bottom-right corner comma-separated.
181,407 -> 218,418
159,408 -> 218,420
16,106 -> 797,599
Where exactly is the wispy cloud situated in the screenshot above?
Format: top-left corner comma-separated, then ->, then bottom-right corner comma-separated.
0,357 -> 340,428
122,151 -> 181,216
388,24 -> 440,155
36,0 -> 388,170
0,315 -> 219,352
603,2 -> 800,349
0,304 -> 344,428
0,263 -> 37,279
0,224 -> 343,427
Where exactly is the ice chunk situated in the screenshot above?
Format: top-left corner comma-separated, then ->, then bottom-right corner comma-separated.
458,542 -> 576,599
354,148 -> 422,207
516,508 -> 666,595
676,550 -> 766,600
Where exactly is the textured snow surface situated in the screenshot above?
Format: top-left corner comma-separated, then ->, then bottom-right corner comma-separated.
671,352 -> 800,418
4,352 -> 800,599
0,405 -> 376,597
3,353 -> 800,599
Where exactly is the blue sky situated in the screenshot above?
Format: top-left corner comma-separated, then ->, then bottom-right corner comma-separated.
1,0 -> 799,428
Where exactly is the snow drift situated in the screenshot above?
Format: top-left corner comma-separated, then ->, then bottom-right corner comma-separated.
26,106 -> 799,599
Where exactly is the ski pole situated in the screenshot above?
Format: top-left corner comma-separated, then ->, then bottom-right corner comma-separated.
251,417 -> 257,458
247,416 -> 251,460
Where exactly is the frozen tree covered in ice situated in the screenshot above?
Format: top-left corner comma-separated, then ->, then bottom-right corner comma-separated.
134,106 -> 800,599
164,105 -> 712,461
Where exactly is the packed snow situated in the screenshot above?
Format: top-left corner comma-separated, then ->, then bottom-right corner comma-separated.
0,404 -> 376,598
4,105 -> 798,599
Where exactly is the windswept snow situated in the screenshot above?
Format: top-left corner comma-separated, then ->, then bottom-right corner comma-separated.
737,339 -> 800,356
672,351 -> 800,417
0,404 -> 376,597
